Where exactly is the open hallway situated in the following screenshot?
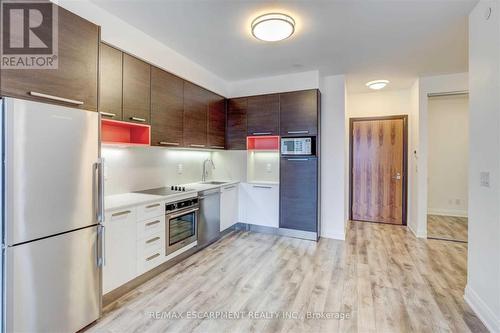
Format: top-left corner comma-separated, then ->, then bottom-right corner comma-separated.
87,222 -> 486,333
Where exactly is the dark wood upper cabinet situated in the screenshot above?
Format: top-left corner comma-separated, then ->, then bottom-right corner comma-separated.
183,82 -> 208,147
279,89 -> 319,136
122,54 -> 151,124
247,94 -> 280,136
150,67 -> 184,147
280,157 -> 318,232
99,43 -> 123,120
227,98 -> 248,150
0,5 -> 99,111
208,93 -> 226,149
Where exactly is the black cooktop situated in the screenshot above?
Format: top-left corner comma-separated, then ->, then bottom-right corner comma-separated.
134,186 -> 194,196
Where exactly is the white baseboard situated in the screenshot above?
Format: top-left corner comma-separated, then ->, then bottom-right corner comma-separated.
320,230 -> 345,240
408,223 -> 427,238
464,285 -> 500,333
427,208 -> 468,218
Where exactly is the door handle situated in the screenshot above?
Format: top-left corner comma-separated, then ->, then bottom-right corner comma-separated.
97,224 -> 105,267
111,210 -> 131,217
146,203 -> 161,209
159,142 -> 180,146
29,91 -> 84,105
190,144 -> 206,148
287,130 -> 309,134
252,132 -> 272,136
286,158 -> 309,161
253,185 -> 272,189
145,220 -> 161,227
100,112 -> 116,118
130,117 -> 146,122
94,159 -> 105,223
210,146 -> 225,149
146,236 -> 161,244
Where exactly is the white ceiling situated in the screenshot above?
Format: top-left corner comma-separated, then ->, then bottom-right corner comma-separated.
91,0 -> 476,93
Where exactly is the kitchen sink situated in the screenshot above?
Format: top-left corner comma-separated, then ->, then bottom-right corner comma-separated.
201,181 -> 228,185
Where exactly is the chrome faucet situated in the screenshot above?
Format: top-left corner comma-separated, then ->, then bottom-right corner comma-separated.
202,158 -> 215,182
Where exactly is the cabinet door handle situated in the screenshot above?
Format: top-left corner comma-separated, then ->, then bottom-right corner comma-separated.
190,144 -> 205,148
146,253 -> 160,261
159,142 -> 179,146
146,203 -> 161,209
287,158 -> 309,161
223,185 -> 236,190
287,130 -> 309,134
145,220 -> 161,227
29,91 -> 84,105
130,117 -> 146,122
146,236 -> 161,244
211,146 -> 225,149
252,132 -> 272,136
253,185 -> 272,189
111,210 -> 131,217
100,112 -> 116,118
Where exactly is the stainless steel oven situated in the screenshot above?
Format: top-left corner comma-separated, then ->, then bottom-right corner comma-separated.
165,197 -> 199,255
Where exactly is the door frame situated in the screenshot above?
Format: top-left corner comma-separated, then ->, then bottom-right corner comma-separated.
349,115 -> 408,225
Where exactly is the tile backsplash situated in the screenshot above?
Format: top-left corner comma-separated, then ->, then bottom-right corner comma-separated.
102,146 -> 247,195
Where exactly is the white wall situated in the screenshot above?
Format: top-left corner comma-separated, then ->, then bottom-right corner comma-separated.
427,95 -> 469,217
247,151 -> 280,183
102,147 -> 246,195
320,75 -> 347,240
465,1 -> 500,332
55,0 -> 229,96
347,89 -> 413,118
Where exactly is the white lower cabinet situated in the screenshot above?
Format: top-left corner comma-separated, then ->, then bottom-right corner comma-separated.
239,183 -> 279,228
103,207 -> 138,294
103,200 -> 165,294
220,184 -> 239,231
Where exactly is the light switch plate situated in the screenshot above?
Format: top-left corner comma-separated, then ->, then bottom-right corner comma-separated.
177,163 -> 183,175
480,171 -> 490,187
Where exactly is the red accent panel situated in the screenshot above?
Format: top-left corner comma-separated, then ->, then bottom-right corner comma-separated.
246,136 -> 280,150
101,119 -> 151,146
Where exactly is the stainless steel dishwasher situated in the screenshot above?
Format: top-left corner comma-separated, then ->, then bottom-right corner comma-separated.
197,188 -> 221,248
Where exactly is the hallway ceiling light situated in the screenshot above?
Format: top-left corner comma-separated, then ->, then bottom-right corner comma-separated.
251,13 -> 295,42
366,80 -> 389,90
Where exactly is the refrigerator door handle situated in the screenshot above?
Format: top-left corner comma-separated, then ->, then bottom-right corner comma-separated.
97,224 -> 105,267
96,158 -> 105,223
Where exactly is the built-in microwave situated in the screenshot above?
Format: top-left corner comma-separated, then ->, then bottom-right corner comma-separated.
281,137 -> 313,155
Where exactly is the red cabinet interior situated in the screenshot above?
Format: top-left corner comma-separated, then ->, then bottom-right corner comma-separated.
101,119 -> 151,146
246,136 -> 280,150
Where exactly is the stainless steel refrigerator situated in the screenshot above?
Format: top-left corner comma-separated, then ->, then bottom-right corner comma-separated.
1,97 -> 104,332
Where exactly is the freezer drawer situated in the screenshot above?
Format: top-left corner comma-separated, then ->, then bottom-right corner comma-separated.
4,226 -> 101,333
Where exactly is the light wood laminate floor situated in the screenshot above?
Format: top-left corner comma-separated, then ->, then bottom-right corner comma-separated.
427,214 -> 468,242
87,221 -> 485,333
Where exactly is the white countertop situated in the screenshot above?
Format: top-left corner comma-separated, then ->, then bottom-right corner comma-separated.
105,180 -> 240,211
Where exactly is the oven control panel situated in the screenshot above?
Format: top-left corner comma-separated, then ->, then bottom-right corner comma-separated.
165,198 -> 199,214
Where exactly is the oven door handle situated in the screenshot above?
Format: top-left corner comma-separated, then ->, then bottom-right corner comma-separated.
168,207 -> 199,219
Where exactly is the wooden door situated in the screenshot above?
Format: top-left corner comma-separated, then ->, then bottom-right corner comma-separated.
279,90 -> 318,136
99,43 -> 123,120
280,157 -> 318,232
1,5 -> 99,111
122,54 -> 151,124
208,93 -> 226,149
350,117 -> 407,225
150,67 -> 184,147
183,82 -> 208,148
227,98 -> 248,150
247,94 -> 280,136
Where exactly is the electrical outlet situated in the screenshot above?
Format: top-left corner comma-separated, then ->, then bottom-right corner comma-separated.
455,199 -> 461,205
266,163 -> 272,173
177,163 -> 183,175
480,171 -> 490,188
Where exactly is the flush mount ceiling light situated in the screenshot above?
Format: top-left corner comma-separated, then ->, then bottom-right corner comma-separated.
366,80 -> 389,90
251,13 -> 295,42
